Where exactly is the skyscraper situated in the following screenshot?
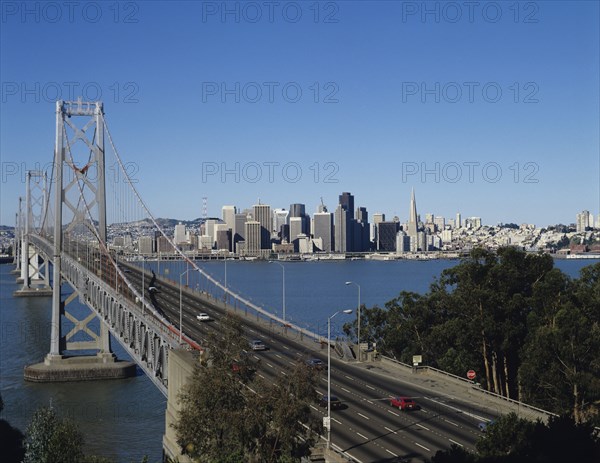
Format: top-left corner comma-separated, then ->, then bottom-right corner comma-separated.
378,222 -> 399,252
339,192 -> 354,220
244,220 -> 261,256
233,213 -> 248,253
290,203 -> 309,235
407,188 -> 418,238
273,208 -> 289,235
313,211 -> 334,252
576,210 -> 590,232
289,216 -> 303,252
174,222 -> 187,244
456,212 -> 462,229
222,205 -> 236,231
253,203 -> 272,249
334,204 -> 348,253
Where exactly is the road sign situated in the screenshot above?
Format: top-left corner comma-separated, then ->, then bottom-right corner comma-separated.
323,416 -> 330,431
467,370 -> 476,380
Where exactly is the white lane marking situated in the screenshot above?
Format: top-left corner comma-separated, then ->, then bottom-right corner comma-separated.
366,400 -> 374,404
258,374 -> 265,379
344,375 -> 354,380
449,439 -> 463,447
331,417 -> 342,424
310,405 -> 319,411
384,426 -> 397,435
416,423 -> 430,431
385,449 -> 398,457
387,409 -> 399,416
266,363 -> 274,368
357,412 -> 370,420
282,345 -> 290,350
415,442 -> 431,451
275,354 -> 282,359
341,387 -> 351,393
424,397 -> 488,422
248,329 -> 256,333
281,371 -> 287,376
365,384 -> 375,390
444,419 -> 459,427
288,361 -> 296,366
356,432 -> 369,440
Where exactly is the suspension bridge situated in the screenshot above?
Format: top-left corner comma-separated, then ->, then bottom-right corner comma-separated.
10,100 -> 551,463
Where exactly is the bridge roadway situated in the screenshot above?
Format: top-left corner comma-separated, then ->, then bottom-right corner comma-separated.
121,262 -> 494,463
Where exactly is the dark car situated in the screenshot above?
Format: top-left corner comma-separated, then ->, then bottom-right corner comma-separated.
319,395 -> 343,409
306,358 -> 327,370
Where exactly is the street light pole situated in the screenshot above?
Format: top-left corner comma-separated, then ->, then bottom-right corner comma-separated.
327,309 -> 352,450
345,281 -> 361,357
270,261 -> 286,323
179,267 -> 196,344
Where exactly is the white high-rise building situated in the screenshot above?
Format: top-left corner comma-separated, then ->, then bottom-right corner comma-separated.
289,217 -> 303,251
434,216 -> 445,231
174,222 -> 187,244
222,206 -> 236,232
456,212 -> 462,228
576,210 -> 590,232
273,208 -> 289,234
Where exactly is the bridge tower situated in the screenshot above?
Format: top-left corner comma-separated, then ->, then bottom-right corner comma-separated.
46,99 -> 113,363
14,171 -> 52,296
11,198 -> 22,275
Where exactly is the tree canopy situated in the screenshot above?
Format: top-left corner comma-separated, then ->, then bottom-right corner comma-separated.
174,313 -> 321,462
343,248 -> 600,423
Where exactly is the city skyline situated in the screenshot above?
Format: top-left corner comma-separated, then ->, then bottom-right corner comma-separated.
1,2 -> 598,228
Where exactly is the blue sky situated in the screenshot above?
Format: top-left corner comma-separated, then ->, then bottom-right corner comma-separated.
1,1 -> 599,227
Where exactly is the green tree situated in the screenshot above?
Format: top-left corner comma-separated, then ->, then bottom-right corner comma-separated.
174,313 -> 320,462
23,405 -> 85,463
520,263 -> 600,422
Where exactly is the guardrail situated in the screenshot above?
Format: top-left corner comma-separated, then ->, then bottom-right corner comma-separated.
380,355 -> 557,419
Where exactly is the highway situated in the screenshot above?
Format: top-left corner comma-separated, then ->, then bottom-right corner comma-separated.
122,262 -> 495,463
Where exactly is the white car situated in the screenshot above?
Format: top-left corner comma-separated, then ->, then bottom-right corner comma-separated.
249,340 -> 267,351
196,313 -> 211,322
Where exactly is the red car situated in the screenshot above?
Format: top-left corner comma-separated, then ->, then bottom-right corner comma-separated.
389,396 -> 418,411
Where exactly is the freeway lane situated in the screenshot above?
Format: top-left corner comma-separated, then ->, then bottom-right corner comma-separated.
122,263 -> 494,462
